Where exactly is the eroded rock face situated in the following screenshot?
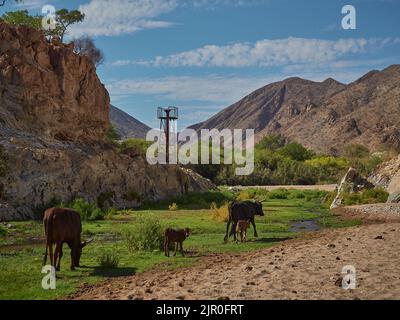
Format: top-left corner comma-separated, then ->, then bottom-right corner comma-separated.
0,22 -> 109,143
369,154 -> 400,203
0,22 -> 214,220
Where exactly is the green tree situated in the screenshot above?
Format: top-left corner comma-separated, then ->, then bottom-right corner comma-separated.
1,10 -> 41,29
277,142 -> 315,161
55,9 -> 85,42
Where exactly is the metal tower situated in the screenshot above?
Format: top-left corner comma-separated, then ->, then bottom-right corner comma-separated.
157,106 -> 178,164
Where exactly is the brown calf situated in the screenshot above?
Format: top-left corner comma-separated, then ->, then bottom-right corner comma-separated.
236,220 -> 250,243
43,208 -> 92,271
164,228 -> 190,257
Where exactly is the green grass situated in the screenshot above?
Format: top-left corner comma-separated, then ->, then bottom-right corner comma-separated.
0,189 -> 361,300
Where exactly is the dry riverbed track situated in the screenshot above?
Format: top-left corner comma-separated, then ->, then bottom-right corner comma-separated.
70,221 -> 400,300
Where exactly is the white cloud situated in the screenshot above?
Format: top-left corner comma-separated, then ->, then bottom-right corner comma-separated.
105,68 -> 369,105
119,37 -> 399,68
68,0 -> 177,38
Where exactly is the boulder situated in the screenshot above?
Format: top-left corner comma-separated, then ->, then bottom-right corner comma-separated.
330,167 -> 374,209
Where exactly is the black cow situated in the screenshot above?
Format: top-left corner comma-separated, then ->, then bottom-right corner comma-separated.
224,201 -> 264,242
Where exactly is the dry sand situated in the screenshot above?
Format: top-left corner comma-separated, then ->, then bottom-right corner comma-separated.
71,221 -> 400,300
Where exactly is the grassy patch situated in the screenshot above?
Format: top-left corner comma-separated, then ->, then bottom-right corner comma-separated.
0,189 -> 357,300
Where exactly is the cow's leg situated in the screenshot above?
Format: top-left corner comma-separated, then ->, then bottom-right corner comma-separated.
164,238 -> 168,257
180,242 -> 184,256
173,242 -> 178,256
53,242 -> 60,271
70,249 -> 76,271
224,218 -> 231,242
231,222 -> 238,241
56,243 -> 63,271
251,219 -> 258,238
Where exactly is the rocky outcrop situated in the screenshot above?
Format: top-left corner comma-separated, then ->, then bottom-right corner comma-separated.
330,168 -> 374,209
0,22 -> 214,221
369,154 -> 400,203
0,22 -> 109,143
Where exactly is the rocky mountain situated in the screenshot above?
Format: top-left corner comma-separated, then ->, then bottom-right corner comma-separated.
191,65 -> 400,154
0,22 -> 214,221
109,105 -> 151,139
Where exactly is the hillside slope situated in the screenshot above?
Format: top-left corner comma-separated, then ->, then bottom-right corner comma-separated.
191,65 -> 400,154
110,105 -> 151,139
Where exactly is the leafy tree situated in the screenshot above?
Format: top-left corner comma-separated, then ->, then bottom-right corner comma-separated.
255,134 -> 285,151
1,10 -> 41,29
277,142 -> 315,161
73,36 -> 105,67
55,9 -> 85,42
1,7 -> 84,42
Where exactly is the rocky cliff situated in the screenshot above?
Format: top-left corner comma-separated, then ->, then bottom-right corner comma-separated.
369,154 -> 400,203
0,22 -> 214,221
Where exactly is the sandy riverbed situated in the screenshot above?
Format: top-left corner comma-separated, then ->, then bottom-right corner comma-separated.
70,221 -> 400,300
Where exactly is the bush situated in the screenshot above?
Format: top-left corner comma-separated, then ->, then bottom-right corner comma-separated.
118,138 -> 152,156
106,125 -> 121,144
268,188 -> 290,199
125,215 -> 164,252
168,203 -> 179,211
69,198 -> 106,221
97,252 -> 119,268
342,188 -> 389,206
210,201 -> 229,222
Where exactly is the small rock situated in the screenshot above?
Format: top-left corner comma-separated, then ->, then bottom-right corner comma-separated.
347,238 -> 352,241
178,282 -> 184,287
375,235 -> 384,240
145,288 -> 153,294
328,244 -> 336,248
246,281 -> 256,286
245,266 -> 253,272
176,296 -> 185,300
336,256 -> 341,260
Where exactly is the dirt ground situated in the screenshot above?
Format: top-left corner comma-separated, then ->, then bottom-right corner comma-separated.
70,221 -> 400,300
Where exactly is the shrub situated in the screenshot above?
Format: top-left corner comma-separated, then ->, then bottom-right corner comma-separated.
69,198 -> 105,221
97,252 -> 119,268
168,203 -> 179,211
106,125 -> 121,144
117,138 -> 152,157
104,208 -> 118,220
125,215 -> 164,252
210,201 -> 229,222
342,188 -> 389,206
236,190 -> 252,201
268,188 -> 290,199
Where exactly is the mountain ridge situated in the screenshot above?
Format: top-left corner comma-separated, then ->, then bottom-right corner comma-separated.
190,64 -> 400,154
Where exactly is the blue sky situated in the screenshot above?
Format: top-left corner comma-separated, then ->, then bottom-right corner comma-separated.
2,0 -> 400,128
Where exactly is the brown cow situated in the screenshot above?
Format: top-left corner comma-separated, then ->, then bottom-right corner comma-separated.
164,228 -> 190,257
43,208 -> 92,271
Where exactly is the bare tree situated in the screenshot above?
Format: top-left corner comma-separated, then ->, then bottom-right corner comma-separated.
73,36 -> 105,67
